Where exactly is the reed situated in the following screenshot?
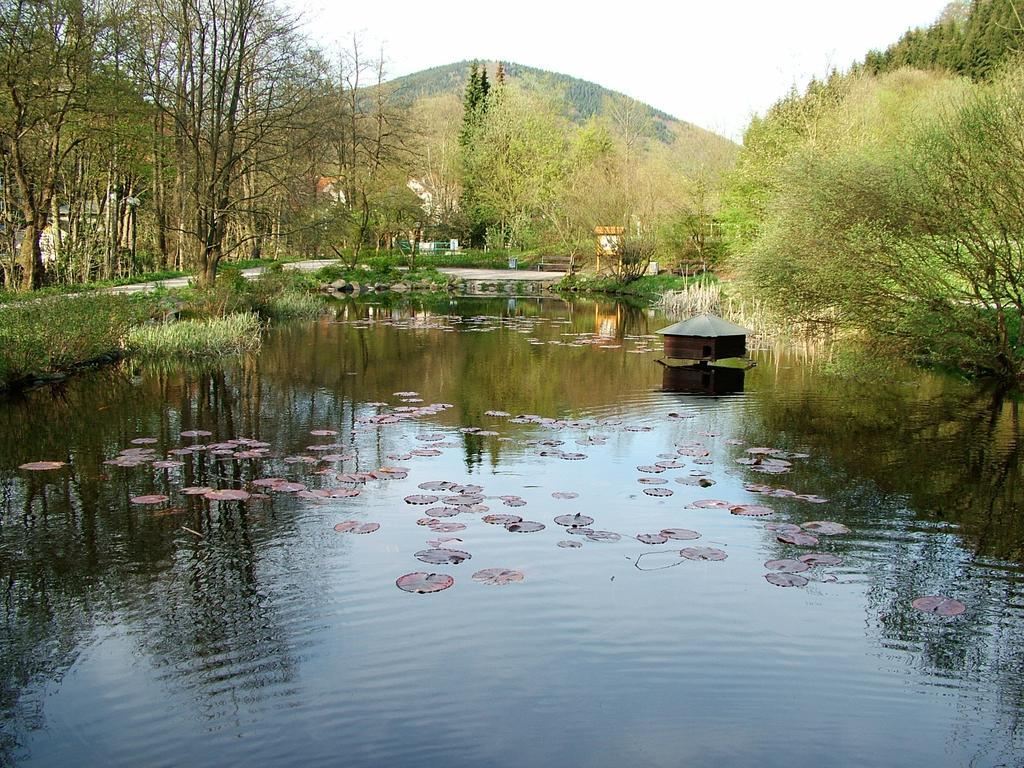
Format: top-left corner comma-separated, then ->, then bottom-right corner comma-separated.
126,313 -> 263,357
261,290 -> 325,319
656,279 -> 828,347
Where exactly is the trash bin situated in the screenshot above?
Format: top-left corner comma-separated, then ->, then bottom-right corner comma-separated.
508,257 -> 517,269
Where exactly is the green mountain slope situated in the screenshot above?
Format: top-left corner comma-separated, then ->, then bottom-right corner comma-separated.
389,60 -> 736,160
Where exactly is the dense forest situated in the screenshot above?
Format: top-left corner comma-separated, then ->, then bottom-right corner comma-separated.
724,0 -> 1024,382
862,0 -> 1023,80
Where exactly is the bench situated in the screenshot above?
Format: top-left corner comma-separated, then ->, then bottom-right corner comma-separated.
537,255 -> 575,273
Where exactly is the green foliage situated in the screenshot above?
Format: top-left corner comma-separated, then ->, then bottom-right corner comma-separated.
0,294 -> 156,388
728,61 -> 1024,381
126,313 -> 264,357
861,0 -> 1024,81
557,272 -> 699,299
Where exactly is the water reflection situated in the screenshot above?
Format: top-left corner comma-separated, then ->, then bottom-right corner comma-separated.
660,363 -> 746,396
0,295 -> 1022,766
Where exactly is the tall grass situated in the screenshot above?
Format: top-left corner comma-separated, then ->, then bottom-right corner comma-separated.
656,279 -> 799,347
126,313 -> 263,357
0,294 -> 155,388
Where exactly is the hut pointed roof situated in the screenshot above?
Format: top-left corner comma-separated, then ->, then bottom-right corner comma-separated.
655,313 -> 751,338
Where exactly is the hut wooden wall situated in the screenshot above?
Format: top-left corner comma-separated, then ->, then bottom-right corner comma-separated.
662,335 -> 746,361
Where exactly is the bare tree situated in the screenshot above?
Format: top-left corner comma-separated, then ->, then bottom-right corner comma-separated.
327,38 -> 413,264
136,0 -> 312,286
0,0 -> 102,289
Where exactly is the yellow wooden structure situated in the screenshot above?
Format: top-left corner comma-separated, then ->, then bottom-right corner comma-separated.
594,226 -> 625,273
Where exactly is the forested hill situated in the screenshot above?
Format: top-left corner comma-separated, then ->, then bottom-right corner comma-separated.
861,0 -> 1024,81
388,60 -> 734,150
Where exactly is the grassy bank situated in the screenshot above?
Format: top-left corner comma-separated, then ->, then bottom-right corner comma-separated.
0,294 -> 158,388
311,261 -> 453,291
0,271 -> 326,391
556,273 -> 707,300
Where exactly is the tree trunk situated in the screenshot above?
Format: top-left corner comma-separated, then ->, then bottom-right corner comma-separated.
18,221 -> 44,290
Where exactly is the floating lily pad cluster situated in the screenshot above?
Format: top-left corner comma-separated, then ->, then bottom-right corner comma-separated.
16,376 -> 965,618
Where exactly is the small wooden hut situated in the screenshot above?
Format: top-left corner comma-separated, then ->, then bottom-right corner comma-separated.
655,313 -> 750,362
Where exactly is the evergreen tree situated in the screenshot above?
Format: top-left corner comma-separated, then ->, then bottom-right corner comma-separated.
458,61 -> 495,246
861,0 -> 1022,82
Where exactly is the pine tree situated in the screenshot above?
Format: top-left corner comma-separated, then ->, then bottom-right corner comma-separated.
458,61 -> 495,246
479,66 -> 491,104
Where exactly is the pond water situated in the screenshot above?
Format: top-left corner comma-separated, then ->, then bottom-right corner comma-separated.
1,296 -> 1023,767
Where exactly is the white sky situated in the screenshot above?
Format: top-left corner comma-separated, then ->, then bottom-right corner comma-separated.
291,0 -> 951,141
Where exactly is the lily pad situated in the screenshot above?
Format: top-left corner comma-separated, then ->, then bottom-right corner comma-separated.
429,521 -> 466,533
637,533 -> 668,544
799,553 -> 844,567
584,530 -> 621,543
688,499 -> 731,509
472,568 -> 524,585
131,494 -> 169,505
446,494 -> 485,506
765,572 -> 809,587
554,513 -> 594,528
912,596 -> 966,616
679,546 -> 727,561
427,537 -> 463,548
320,488 -> 361,498
415,548 -> 472,565
273,482 -> 308,493
764,558 -> 810,573
425,506 -> 462,518
349,522 -> 380,534
730,504 -> 774,517
506,521 -> 545,533
764,522 -> 803,534
152,460 -> 184,469
776,532 -> 820,547
676,476 -> 716,488
551,491 -> 579,500
484,513 -> 521,525
204,489 -> 251,502
660,528 -> 701,540
558,540 -> 583,548
643,487 -> 673,497
801,521 -> 851,536
419,481 -> 455,491
405,494 -> 439,505
396,572 -> 454,594
19,461 -> 66,471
